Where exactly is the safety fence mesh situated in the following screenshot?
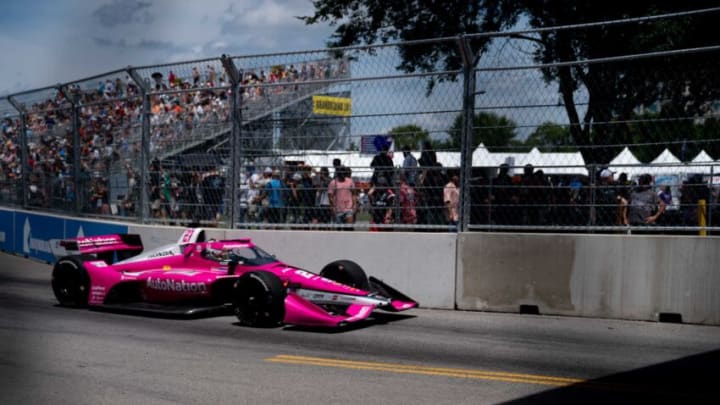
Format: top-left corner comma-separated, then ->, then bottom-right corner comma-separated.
1,19 -> 719,234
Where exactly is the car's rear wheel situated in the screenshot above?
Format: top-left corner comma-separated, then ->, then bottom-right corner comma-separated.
51,256 -> 91,307
232,271 -> 286,327
320,260 -> 370,291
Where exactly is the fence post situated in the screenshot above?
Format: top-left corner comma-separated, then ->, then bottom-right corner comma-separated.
57,84 -> 83,215
457,36 -> 475,233
127,67 -> 150,223
698,199 -> 707,236
221,55 -> 241,229
7,96 -> 28,208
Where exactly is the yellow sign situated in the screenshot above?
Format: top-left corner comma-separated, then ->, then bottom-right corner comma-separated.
312,95 -> 351,116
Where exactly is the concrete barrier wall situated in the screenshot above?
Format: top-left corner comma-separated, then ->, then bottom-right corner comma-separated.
456,233 -> 720,325
4,207 -> 718,325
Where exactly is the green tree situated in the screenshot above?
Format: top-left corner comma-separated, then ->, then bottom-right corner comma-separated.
388,125 -> 430,150
524,122 -> 574,151
302,2 -> 720,163
448,112 -> 518,151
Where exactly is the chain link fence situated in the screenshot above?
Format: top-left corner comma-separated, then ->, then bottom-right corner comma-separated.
1,21 -> 719,234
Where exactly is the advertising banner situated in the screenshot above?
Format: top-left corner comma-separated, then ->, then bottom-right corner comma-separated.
312,95 -> 351,116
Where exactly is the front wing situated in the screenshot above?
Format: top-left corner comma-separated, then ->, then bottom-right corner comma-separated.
283,285 -> 418,327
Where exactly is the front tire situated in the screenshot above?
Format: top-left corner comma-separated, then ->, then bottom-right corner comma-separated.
232,271 -> 286,327
51,256 -> 91,307
320,260 -> 370,291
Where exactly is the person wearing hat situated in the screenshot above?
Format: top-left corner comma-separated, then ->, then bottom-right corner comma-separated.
595,168 -> 620,228
260,169 -> 286,225
286,172 -> 304,224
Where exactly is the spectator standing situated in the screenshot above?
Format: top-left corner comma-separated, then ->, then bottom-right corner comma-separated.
399,173 -> 418,226
368,177 -> 395,231
286,172 -> 303,223
444,174 -> 460,231
658,185 -> 672,206
679,174 -> 711,228
418,162 -> 446,227
491,163 -> 516,225
245,167 -> 261,224
312,167 -> 332,225
594,168 -> 618,227
401,145 -> 418,186
370,145 -> 394,186
328,166 -> 356,228
261,170 -> 286,225
297,166 -> 316,224
418,141 -> 437,167
629,174 -> 665,227
201,169 -> 224,221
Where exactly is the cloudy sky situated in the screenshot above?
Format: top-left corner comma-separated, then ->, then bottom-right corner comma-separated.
0,0 -> 335,95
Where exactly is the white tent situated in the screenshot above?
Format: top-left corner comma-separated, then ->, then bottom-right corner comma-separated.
471,145 -> 587,175
608,146 -> 642,177
684,150 -> 719,176
643,148 -> 682,177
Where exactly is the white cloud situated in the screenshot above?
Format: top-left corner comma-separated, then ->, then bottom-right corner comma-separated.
0,0 -> 335,94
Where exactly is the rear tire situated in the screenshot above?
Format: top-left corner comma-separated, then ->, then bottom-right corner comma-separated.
232,271 -> 286,327
51,256 -> 91,307
320,260 -> 370,291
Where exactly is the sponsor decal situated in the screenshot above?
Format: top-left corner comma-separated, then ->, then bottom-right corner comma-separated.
90,286 -> 106,302
294,269 -> 316,280
23,218 -> 52,255
163,265 -> 171,271
148,250 -> 175,258
76,236 -> 121,247
89,261 -> 107,267
146,277 -> 208,293
181,229 -> 195,244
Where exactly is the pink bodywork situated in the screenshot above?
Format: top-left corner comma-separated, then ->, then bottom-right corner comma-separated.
66,230 -> 417,327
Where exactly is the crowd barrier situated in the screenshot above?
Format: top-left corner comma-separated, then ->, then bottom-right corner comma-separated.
2,208 -> 718,325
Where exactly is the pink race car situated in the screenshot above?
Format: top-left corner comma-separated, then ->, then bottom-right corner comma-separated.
50,228 -> 418,328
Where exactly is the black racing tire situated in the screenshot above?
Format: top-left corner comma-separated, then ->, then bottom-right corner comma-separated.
232,271 -> 286,327
51,256 -> 91,307
319,260 -> 370,291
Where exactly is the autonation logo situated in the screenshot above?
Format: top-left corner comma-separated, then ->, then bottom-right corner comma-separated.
146,277 -> 208,293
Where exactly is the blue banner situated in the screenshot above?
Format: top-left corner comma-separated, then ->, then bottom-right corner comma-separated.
14,212 -> 65,263
0,209 -> 15,253
0,210 -> 131,263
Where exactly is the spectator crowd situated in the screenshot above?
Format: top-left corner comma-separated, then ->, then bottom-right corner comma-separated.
1,57 -> 717,233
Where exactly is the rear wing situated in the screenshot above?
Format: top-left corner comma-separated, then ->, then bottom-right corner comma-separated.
51,234 -> 143,261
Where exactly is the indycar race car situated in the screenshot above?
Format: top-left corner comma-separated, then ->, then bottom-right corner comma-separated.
50,228 -> 418,328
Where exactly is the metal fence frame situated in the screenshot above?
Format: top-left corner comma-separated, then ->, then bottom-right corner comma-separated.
1,21 -> 719,234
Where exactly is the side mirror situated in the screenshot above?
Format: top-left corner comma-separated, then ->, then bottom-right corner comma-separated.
183,245 -> 194,258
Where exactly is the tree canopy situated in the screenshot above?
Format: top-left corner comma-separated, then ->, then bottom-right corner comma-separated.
302,2 -> 720,163
388,124 -> 430,150
448,112 -> 518,151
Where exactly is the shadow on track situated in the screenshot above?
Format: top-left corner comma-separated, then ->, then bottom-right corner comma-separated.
500,348 -> 720,404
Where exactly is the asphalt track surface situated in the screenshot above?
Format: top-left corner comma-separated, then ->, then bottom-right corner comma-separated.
1,252 -> 719,405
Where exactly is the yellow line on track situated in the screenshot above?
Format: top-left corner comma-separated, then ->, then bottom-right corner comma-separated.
266,354 -> 584,387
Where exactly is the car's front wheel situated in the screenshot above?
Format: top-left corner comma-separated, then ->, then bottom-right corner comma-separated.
319,260 -> 370,291
51,256 -> 91,307
232,271 -> 286,327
